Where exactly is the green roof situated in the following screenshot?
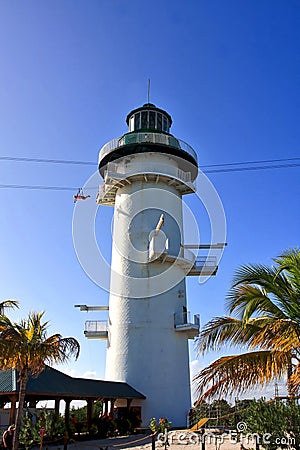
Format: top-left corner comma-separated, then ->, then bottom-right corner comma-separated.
0,366 -> 145,401
0,369 -> 16,392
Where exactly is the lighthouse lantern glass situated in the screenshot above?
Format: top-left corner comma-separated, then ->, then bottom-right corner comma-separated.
134,114 -> 140,130
128,110 -> 171,133
141,111 -> 148,129
149,111 -> 155,129
163,116 -> 168,132
157,113 -> 162,130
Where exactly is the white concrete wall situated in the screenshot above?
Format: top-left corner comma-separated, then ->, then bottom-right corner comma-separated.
105,153 -> 192,427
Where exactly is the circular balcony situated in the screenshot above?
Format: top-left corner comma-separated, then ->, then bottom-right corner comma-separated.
98,132 -> 198,178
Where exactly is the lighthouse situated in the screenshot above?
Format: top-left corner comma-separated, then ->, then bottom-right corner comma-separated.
95,103 -> 219,427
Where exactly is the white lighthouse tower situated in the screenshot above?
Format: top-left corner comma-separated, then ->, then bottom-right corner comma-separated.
96,103 -> 219,427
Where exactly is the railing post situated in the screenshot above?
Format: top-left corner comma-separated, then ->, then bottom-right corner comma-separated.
200,428 -> 205,450
151,433 -> 156,450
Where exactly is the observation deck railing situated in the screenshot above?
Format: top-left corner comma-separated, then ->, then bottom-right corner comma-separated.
99,132 -> 198,165
148,233 -> 218,276
174,311 -> 200,328
84,320 -> 108,340
96,162 -> 196,205
174,312 -> 200,339
103,162 -> 196,192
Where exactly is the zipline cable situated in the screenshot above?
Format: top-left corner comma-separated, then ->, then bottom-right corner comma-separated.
204,162 -> 300,173
0,156 -> 95,165
0,162 -> 299,191
0,155 -> 299,168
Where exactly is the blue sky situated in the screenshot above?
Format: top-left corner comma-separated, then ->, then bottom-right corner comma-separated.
0,1 -> 299,400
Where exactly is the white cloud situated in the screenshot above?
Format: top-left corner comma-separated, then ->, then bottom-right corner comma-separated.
60,368 -> 78,377
190,359 -> 204,378
82,370 -> 97,379
59,367 -> 98,379
190,359 -> 204,404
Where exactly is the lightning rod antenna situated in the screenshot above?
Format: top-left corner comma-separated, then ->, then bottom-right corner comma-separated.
147,78 -> 151,103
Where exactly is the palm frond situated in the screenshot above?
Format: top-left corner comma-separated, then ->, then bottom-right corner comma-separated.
193,350 -> 290,401
250,318 -> 300,352
195,316 -> 262,354
288,362 -> 300,395
194,249 -> 300,399
0,300 -> 19,315
227,265 -> 292,319
275,248 -> 300,304
0,311 -> 80,376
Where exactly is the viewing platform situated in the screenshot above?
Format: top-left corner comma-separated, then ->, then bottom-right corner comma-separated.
98,131 -> 198,178
99,132 -> 197,165
148,233 -> 219,276
174,311 -> 200,339
84,320 -> 108,340
96,161 -> 196,205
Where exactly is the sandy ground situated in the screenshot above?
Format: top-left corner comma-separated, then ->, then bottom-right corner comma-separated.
46,430 -> 245,450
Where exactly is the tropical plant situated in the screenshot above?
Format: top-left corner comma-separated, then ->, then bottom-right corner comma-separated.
69,401 -> 103,435
149,417 -> 172,449
194,248 -> 300,401
19,409 -> 66,449
0,311 -> 80,450
242,398 -> 300,450
189,399 -> 234,429
149,417 -> 172,434
70,400 -> 103,423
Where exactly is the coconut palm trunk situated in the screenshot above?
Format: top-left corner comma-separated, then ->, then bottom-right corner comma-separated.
13,372 -> 29,450
287,361 -> 294,398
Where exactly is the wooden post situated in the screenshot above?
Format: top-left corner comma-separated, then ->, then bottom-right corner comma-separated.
55,399 -> 60,418
63,431 -> 69,450
86,399 -> 94,432
64,399 -> 71,433
109,399 -> 115,418
104,399 -> 108,415
200,428 -> 205,450
151,433 -> 156,450
9,396 -> 17,425
126,399 -> 132,413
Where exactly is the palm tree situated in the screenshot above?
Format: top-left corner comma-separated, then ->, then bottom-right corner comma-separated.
194,248 -> 300,402
0,311 -> 80,450
0,300 -> 19,316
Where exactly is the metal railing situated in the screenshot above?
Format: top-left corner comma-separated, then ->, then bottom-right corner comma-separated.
174,312 -> 200,327
178,249 -> 218,268
179,247 -> 197,264
99,132 -> 198,164
104,162 -> 194,186
147,237 -> 218,270
84,320 -> 108,333
194,256 -> 217,269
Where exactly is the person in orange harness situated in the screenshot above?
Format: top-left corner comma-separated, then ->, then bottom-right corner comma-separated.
74,188 -> 91,203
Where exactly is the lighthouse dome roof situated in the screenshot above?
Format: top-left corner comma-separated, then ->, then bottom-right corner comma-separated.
126,103 -> 173,131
